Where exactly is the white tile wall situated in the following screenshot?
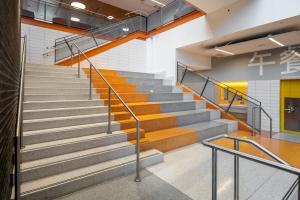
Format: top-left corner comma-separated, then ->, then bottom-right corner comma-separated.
21,23 -> 148,72
248,80 -> 280,132
80,39 -> 147,72
21,23 -> 70,65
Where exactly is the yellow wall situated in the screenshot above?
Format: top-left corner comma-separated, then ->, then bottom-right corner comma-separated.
280,79 -> 300,134
218,81 -> 248,105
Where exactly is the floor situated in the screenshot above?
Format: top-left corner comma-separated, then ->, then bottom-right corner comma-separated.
55,143 -> 298,200
273,132 -> 300,144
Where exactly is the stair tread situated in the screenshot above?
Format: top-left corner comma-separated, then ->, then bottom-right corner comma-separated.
23,121 -> 119,136
21,150 -> 161,193
24,105 -> 105,113
21,141 -> 134,170
22,130 -> 126,151
143,120 -> 226,141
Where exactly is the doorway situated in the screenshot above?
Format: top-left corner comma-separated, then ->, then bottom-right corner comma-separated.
280,79 -> 300,134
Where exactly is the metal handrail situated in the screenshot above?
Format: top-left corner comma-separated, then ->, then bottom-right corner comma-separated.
70,43 -> 141,182
14,35 -> 28,200
283,177 -> 300,200
177,62 -> 261,104
204,135 -> 287,164
177,62 -> 273,138
202,134 -> 300,200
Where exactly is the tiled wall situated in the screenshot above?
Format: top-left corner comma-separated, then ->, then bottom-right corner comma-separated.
248,80 -> 280,132
21,23 -> 148,72
80,39 -> 147,72
21,23 -> 70,65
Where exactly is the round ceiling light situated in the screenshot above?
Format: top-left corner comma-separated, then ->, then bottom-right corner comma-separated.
107,16 -> 114,20
70,17 -> 80,22
122,27 -> 129,32
71,2 -> 86,9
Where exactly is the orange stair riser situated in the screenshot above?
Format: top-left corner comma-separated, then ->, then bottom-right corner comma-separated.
120,116 -> 178,132
112,104 -> 161,115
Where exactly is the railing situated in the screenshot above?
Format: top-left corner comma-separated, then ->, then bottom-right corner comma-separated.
177,62 -> 273,138
70,43 -> 141,182
14,35 -> 27,200
50,0 -> 196,63
54,15 -> 146,62
203,134 -> 300,200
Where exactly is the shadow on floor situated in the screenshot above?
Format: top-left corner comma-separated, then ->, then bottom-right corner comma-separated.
54,169 -> 192,200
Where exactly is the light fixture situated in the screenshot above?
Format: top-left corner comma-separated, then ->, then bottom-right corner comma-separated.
215,48 -> 234,55
122,27 -> 129,32
151,0 -> 166,7
70,17 -> 80,22
71,2 -> 86,9
107,16 -> 114,20
268,35 -> 284,47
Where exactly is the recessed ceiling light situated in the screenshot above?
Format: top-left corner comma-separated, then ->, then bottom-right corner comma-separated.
70,17 -> 80,22
122,27 -> 129,32
215,48 -> 234,55
71,2 -> 86,9
151,0 -> 166,7
107,16 -> 114,20
268,36 -> 284,47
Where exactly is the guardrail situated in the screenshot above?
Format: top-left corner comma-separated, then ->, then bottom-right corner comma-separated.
202,134 -> 300,200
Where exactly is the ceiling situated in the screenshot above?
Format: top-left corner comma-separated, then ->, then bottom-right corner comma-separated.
179,15 -> 300,57
98,0 -> 176,16
52,0 -> 133,20
184,0 -> 240,14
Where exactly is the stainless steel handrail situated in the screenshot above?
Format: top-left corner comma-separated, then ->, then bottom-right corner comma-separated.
177,62 -> 273,138
70,43 -> 141,182
202,134 -> 300,200
14,35 -> 28,200
283,177 -> 300,200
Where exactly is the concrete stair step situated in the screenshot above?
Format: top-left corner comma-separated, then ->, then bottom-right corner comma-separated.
24,105 -> 107,120
23,113 -> 118,131
23,100 -> 206,120
26,66 -> 79,73
20,150 -> 163,200
22,131 -> 127,161
119,109 -> 220,132
25,75 -> 88,83
24,99 -> 103,110
25,81 -> 89,88
21,142 -> 135,182
25,70 -> 79,77
24,94 -> 99,101
137,120 -> 236,152
23,121 -> 120,145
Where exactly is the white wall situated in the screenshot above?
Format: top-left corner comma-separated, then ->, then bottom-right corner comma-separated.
146,0 -> 300,83
80,39 -> 147,72
248,80 -> 280,132
21,23 -> 70,65
176,49 -> 211,70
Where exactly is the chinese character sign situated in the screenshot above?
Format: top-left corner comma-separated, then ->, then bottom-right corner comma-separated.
280,46 -> 300,75
248,52 -> 276,76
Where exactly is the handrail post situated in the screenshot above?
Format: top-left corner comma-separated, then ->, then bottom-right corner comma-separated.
252,107 -> 257,136
77,49 -> 80,78
270,118 -> 272,138
226,92 -> 237,112
89,64 -> 92,100
107,88 -> 112,134
135,120 -> 141,182
201,78 -> 209,97
14,136 -> 20,200
212,148 -> 217,200
70,45 -> 73,67
298,175 -> 300,200
234,139 -> 239,200
259,103 -> 262,134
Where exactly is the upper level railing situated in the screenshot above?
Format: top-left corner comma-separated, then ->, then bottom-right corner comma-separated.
177,62 -> 273,137
50,0 -> 196,63
203,134 -> 300,200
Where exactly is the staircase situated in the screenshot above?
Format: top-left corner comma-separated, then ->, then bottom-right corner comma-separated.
20,64 -> 238,199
